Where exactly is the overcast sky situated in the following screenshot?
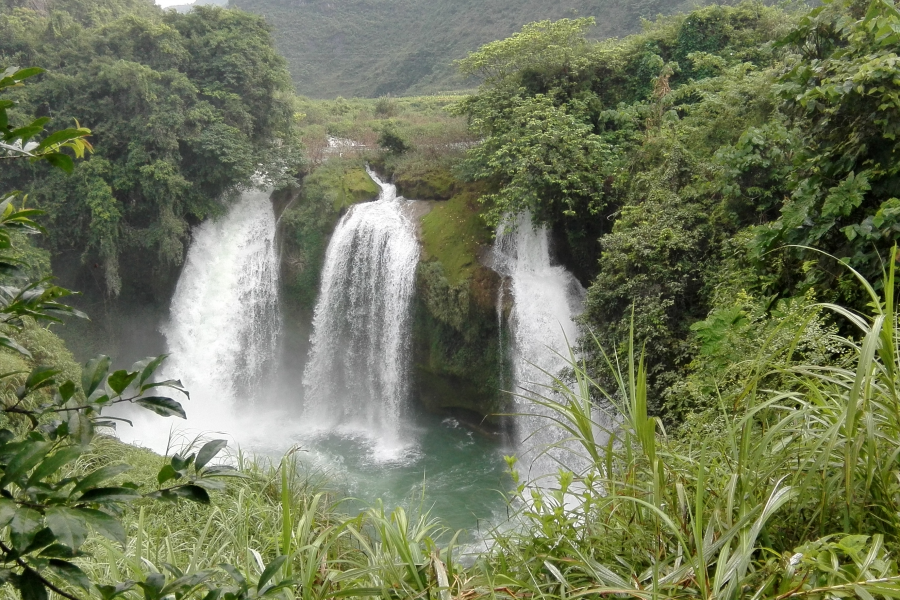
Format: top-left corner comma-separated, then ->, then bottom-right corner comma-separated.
156,0 -> 191,6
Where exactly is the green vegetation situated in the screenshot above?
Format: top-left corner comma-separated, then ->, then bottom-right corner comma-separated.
420,190 -> 491,287
279,159 -> 378,313
230,0 -> 704,98
480,263 -> 900,598
0,0 -> 298,303
453,0 -> 852,410
9,0 -> 900,598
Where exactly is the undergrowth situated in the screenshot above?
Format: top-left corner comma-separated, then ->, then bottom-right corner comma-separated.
41,251 -> 900,600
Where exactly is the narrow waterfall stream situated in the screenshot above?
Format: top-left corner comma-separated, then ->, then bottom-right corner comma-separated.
117,188 -> 283,451
493,213 -> 588,481
301,169 -> 418,455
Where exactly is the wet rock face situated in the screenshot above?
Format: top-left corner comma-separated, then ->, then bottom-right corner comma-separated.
411,259 -> 512,431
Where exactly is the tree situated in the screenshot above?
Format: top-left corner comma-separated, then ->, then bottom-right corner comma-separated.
0,2 -> 300,299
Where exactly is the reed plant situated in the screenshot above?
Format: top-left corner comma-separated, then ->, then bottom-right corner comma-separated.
471,253 -> 900,599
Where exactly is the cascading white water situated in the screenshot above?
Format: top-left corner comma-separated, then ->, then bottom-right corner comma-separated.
301,168 -> 419,454
164,189 -> 281,400
493,212 -> 587,480
118,188 -> 281,452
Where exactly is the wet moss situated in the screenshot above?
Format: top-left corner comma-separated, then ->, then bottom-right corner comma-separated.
411,258 -> 512,426
395,163 -> 456,200
279,158 -> 378,312
420,188 -> 493,287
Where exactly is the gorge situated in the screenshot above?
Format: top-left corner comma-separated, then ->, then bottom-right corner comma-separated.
116,166 -> 591,532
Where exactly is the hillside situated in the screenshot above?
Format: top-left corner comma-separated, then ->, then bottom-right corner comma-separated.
229,0 -> 698,98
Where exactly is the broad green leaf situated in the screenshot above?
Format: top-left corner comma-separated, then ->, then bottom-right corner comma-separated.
136,355 -> 167,386
35,127 -> 90,152
134,396 -> 186,419
192,478 -> 226,491
173,484 -> 211,504
77,486 -> 141,504
38,544 -> 81,559
10,507 -> 43,550
257,555 -> 288,592
82,355 -> 111,397
26,446 -> 83,487
161,571 -> 213,596
45,507 -> 88,550
24,366 -> 59,391
196,439 -> 227,470
22,527 -> 56,554
140,379 -> 188,399
0,334 -> 31,357
76,508 -> 126,545
0,498 -> 16,528
0,441 -> 52,488
57,380 -> 76,403
106,369 -> 137,395
18,568 -> 48,600
170,453 -> 194,471
150,484 -> 210,504
48,559 -> 92,590
71,463 -> 131,495
97,582 -> 136,600
219,563 -> 246,585
42,152 -> 74,173
157,464 -> 178,485
138,573 -> 166,600
11,67 -> 45,81
66,410 -> 94,447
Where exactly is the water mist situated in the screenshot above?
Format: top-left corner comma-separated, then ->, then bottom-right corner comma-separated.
117,188 -> 281,452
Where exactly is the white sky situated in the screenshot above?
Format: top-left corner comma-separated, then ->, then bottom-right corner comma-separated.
156,0 -> 192,6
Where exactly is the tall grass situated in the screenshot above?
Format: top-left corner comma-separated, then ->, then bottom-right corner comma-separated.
61,437 -> 460,600
471,256 -> 900,599
26,258 -> 900,599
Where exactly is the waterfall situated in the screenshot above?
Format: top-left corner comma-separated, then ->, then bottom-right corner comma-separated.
163,189 -> 281,401
302,168 -> 419,454
118,188 -> 281,451
493,212 -> 587,480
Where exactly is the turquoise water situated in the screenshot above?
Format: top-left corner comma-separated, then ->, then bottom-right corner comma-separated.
291,412 -> 513,537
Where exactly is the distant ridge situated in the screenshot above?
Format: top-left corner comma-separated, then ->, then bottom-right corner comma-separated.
229,0 -> 700,98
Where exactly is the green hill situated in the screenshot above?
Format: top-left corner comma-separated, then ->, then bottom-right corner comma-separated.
229,0 -> 699,98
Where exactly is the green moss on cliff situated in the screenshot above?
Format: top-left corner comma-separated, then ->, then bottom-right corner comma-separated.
413,261 -> 509,427
393,156 -> 457,201
420,189 -> 492,287
280,159 -> 378,312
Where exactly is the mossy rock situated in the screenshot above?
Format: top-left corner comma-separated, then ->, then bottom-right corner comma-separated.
420,188 -> 493,287
411,258 -> 512,428
395,163 -> 456,200
279,158 -> 379,313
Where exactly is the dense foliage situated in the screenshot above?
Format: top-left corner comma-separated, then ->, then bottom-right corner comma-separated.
454,0 -> 900,415
0,0 -> 298,301
8,0 -> 900,598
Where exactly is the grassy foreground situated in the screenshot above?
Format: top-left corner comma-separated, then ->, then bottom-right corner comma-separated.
30,257 -> 900,600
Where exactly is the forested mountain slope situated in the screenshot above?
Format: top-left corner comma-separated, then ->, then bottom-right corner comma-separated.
229,0 -> 699,98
